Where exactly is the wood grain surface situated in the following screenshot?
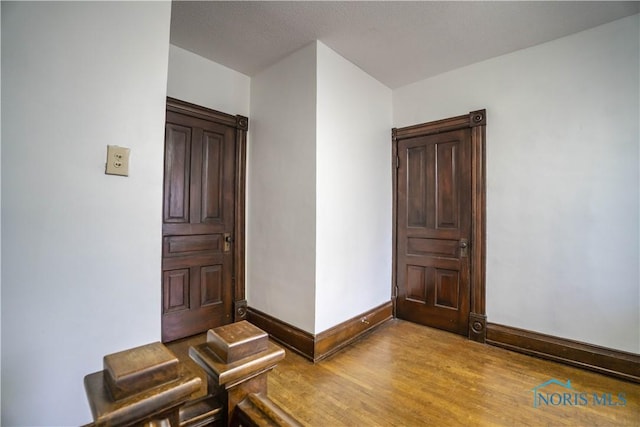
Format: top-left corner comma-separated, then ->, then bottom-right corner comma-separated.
170,319 -> 640,426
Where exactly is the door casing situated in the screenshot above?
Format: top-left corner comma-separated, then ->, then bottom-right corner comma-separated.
163,97 -> 248,341
392,110 -> 487,342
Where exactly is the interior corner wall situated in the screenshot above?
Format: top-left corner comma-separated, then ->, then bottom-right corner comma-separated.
167,44 -> 250,116
315,42 -> 392,333
247,43 -> 317,333
393,14 -> 640,353
1,2 -> 171,425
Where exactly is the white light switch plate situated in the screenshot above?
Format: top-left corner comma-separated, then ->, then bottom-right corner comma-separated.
105,145 -> 130,176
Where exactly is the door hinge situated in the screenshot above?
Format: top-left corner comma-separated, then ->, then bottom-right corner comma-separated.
396,155 -> 400,169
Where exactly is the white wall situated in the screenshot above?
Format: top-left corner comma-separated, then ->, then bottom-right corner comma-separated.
1,2 -> 171,425
247,42 -> 393,334
167,44 -> 250,116
315,42 -> 392,332
248,43 -> 318,333
394,15 -> 640,353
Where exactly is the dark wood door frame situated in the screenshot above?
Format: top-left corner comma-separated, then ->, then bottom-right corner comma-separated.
392,110 -> 487,342
166,97 -> 249,323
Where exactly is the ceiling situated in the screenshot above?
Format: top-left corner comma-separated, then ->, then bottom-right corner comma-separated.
170,1 -> 639,89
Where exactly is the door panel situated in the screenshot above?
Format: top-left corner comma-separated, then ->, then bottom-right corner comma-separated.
162,110 -> 236,342
163,269 -> 190,313
396,129 -> 471,336
164,124 -> 191,223
435,268 -> 459,309
200,265 -> 223,306
201,132 -> 223,222
435,141 -> 459,228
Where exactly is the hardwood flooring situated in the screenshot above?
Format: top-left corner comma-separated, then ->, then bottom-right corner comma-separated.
168,319 -> 639,426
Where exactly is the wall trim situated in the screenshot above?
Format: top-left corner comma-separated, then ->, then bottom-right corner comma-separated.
315,302 -> 393,361
486,323 -> 640,383
468,312 -> 487,342
246,308 -> 315,359
247,301 -> 393,362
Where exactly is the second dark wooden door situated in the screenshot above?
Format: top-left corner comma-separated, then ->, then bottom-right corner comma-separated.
162,109 -> 236,342
396,128 -> 472,336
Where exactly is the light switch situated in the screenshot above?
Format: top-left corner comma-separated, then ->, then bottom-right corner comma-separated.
105,145 -> 130,176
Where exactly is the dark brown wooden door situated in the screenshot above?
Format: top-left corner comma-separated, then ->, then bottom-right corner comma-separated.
162,110 -> 236,342
396,128 -> 472,336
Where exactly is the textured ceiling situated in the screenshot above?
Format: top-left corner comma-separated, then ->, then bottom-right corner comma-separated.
170,1 -> 639,89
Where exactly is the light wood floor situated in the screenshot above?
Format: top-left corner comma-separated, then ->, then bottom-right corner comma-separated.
169,319 -> 639,426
